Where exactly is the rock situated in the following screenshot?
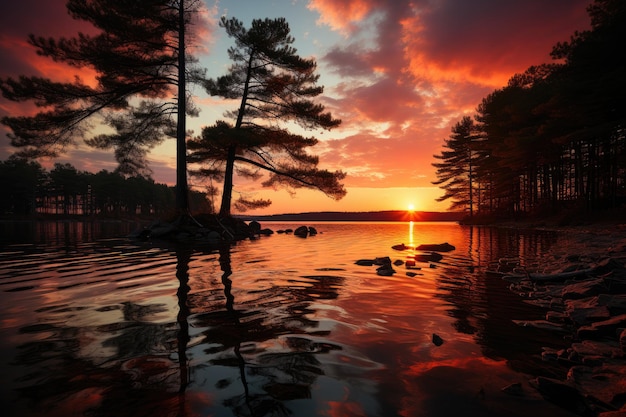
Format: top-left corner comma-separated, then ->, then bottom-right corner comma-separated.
406,271 -> 419,277
593,257 -> 625,275
294,225 -> 309,238
376,265 -> 395,276
598,294 -> 626,314
501,382 -> 524,396
566,363 -> 626,409
374,257 -> 392,266
565,297 -> 612,326
530,376 -> 592,416
393,259 -> 404,266
570,339 -> 623,358
392,243 -> 411,251
512,320 -> 570,332
604,274 -> 626,294
248,220 -> 262,234
432,333 -> 444,346
416,242 -> 455,252
561,278 -> 606,300
599,409 -> 626,417
259,228 -> 274,235
414,252 -> 443,262
405,259 -> 417,268
355,259 -> 376,266
541,347 -> 560,362
308,226 -> 318,235
577,314 -> 626,339
546,311 -> 568,323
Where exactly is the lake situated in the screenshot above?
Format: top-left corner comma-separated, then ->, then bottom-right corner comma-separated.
0,220 -> 580,417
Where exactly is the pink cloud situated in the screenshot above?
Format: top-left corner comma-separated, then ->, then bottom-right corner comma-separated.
310,0 -> 591,190
307,0 -> 377,33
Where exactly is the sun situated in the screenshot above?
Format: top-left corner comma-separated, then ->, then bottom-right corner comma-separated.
407,203 -> 415,212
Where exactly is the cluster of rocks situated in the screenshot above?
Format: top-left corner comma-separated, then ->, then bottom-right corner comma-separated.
130,214 -> 318,243
495,232 -> 626,416
277,225 -> 318,238
355,242 -> 455,276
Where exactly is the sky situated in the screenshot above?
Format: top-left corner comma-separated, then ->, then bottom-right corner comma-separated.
0,0 -> 592,215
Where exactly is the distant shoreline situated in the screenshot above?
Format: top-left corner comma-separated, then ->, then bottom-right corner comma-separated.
238,210 -> 464,223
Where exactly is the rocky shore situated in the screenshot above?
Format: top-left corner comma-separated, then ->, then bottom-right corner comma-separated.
492,224 -> 626,417
129,214 -> 321,243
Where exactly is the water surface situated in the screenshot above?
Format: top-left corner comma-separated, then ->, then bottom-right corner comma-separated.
0,221 -> 578,416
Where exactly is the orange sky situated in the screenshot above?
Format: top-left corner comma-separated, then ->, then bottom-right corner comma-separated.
0,0 -> 591,214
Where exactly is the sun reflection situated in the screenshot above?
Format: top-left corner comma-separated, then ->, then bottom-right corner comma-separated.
408,221 -> 414,246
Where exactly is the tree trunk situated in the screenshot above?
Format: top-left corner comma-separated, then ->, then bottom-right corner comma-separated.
219,145 -> 236,217
175,0 -> 189,213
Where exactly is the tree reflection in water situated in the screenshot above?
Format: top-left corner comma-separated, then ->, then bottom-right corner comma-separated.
189,244 -> 343,417
176,246 -> 191,397
6,240 -> 342,416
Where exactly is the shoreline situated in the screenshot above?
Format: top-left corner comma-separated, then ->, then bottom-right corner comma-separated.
490,222 -> 626,416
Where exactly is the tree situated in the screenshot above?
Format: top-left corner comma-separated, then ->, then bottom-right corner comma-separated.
432,116 -> 483,217
0,0 -> 204,214
0,156 -> 47,215
188,17 -> 346,217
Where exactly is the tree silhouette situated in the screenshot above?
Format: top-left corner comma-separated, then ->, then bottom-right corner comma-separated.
432,116 -> 483,217
435,0 -> 626,219
188,17 -> 346,217
0,0 -> 205,214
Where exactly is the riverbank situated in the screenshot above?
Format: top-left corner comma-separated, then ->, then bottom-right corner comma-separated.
491,222 -> 626,416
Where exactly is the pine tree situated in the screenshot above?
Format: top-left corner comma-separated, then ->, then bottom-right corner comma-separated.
188,17 -> 345,217
0,0 -> 204,213
432,116 -> 483,217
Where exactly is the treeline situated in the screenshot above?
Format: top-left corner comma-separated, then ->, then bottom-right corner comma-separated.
0,157 -> 211,217
433,0 -> 625,219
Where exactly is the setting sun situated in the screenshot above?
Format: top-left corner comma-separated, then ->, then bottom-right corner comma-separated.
407,203 -> 415,211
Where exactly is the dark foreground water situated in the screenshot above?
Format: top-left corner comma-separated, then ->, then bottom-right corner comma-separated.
0,221 -> 580,417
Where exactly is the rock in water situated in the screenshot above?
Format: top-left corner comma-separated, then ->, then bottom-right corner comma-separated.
432,333 -> 444,346
414,252 -> 444,262
392,243 -> 411,251
416,242 -> 455,252
294,226 -> 309,238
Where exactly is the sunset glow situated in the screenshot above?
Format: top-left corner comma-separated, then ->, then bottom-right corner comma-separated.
0,0 -> 592,215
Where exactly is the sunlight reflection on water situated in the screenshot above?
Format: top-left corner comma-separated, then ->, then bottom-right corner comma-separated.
0,221 -> 579,417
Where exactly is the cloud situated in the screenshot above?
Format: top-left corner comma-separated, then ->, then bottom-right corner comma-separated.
308,0 -> 591,189
0,0 -> 96,78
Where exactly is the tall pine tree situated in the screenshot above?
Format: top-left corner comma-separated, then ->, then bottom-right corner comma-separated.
0,0 -> 205,213
188,17 -> 345,217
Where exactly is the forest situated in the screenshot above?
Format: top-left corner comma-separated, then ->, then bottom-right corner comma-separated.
433,0 -> 625,220
0,157 -> 210,217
